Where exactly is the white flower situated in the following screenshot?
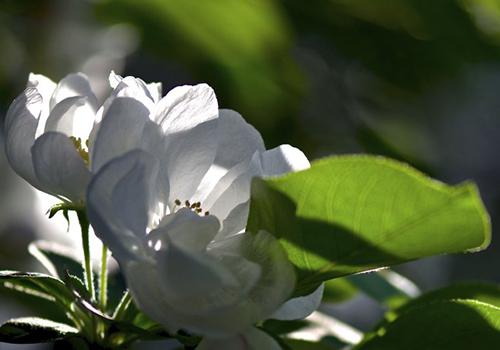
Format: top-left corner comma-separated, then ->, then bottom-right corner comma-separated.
85,77 -> 319,347
4,71 -> 161,203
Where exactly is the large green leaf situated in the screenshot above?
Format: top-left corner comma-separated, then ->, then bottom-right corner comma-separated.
0,317 -> 78,343
248,155 -> 490,295
354,299 -> 500,350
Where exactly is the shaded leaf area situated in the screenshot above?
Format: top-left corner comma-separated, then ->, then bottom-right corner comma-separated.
389,282 -> 500,319
354,299 -> 500,350
248,155 -> 490,295
322,278 -> 358,304
30,241 -> 127,313
346,270 -> 418,308
282,338 -> 338,350
0,317 -> 78,344
323,269 -> 418,308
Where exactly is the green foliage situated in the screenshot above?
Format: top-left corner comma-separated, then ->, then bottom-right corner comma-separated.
322,278 -> 358,303
0,317 -> 78,344
354,299 -> 500,349
248,155 -> 490,295
346,270 -> 417,308
389,282 -> 500,319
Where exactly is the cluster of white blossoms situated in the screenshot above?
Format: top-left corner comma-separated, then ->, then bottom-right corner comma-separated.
5,72 -> 323,349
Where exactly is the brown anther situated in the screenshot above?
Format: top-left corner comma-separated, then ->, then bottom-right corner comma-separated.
195,202 -> 201,208
195,208 -> 202,213
174,199 -> 181,206
190,203 -> 197,209
185,200 -> 190,207
204,211 -> 210,216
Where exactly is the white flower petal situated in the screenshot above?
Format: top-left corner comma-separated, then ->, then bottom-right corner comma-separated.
27,73 -> 56,101
87,150 -> 159,261
197,328 -> 281,350
44,96 -> 96,141
154,83 -> 218,134
155,240 -> 241,314
49,73 -> 98,111
91,97 -> 152,172
271,283 -> 324,321
4,88 -> 42,187
184,231 -> 296,336
260,144 -> 310,177
214,109 -> 265,168
214,201 -> 249,241
124,261 -> 180,332
164,119 -> 218,203
110,154 -> 160,236
109,70 -> 161,102
205,154 -> 262,221
147,208 -> 220,252
27,73 -> 56,130
31,132 -> 90,201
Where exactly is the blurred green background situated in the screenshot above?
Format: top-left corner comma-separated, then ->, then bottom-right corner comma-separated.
1,0 -> 500,346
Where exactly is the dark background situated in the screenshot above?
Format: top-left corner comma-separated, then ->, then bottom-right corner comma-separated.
0,0 -> 499,348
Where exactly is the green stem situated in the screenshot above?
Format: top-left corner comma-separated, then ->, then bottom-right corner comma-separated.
77,210 -> 96,301
99,244 -> 108,310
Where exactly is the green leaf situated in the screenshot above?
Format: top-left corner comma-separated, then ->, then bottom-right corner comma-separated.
346,270 -> 419,308
262,319 -> 311,336
282,338 -> 338,350
0,270 -> 75,304
323,269 -> 419,307
248,155 -> 490,295
0,317 -> 78,343
322,278 -> 358,304
354,299 -> 500,350
390,282 -> 500,319
29,241 -> 85,280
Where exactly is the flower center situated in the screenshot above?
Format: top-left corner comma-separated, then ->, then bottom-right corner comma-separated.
70,136 -> 89,166
174,199 -> 210,216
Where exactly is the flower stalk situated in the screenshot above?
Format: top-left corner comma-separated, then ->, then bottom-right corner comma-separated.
77,210 -> 95,301
99,245 -> 108,310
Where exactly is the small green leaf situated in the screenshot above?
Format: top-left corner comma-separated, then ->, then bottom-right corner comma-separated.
0,317 -> 79,343
29,241 -> 85,279
248,155 -> 491,295
354,299 -> 500,350
0,270 -> 74,304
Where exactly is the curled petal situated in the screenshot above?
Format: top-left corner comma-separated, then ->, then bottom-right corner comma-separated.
4,88 -> 42,187
204,154 -> 262,221
214,109 -> 265,168
27,73 -> 56,133
31,132 -> 91,201
49,73 -> 98,111
154,83 -> 218,134
260,144 -> 310,177
109,70 -> 162,103
271,283 -> 324,321
44,96 -> 96,141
